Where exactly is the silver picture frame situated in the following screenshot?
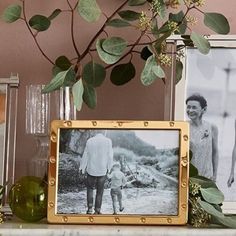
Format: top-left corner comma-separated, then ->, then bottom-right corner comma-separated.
174,35 -> 236,213
0,74 -> 19,213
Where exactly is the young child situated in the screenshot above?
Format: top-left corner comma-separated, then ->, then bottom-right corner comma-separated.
108,163 -> 126,215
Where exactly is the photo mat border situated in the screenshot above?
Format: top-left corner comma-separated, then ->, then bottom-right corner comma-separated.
47,120 -> 189,225
173,35 -> 236,213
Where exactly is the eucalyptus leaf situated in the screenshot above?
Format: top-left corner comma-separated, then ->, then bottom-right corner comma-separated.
118,10 -> 141,21
157,0 -> 166,20
176,60 -> 183,84
152,65 -> 165,79
141,55 -> 159,86
169,11 -> 187,34
190,176 -> 218,189
198,200 -> 225,218
212,216 -> 236,229
110,62 -> 135,86
189,150 -> 193,161
52,65 -> 63,77
63,69 -> 77,86
204,13 -> 230,35
169,11 -> 184,23
48,9 -> 62,21
42,68 -> 73,93
128,0 -> 146,6
78,0 -> 101,23
83,84 -> 97,109
178,20 -> 187,35
141,46 -> 153,60
154,31 -> 172,54
72,80 -> 84,111
156,22 -> 170,34
190,32 -> 210,54
151,18 -> 159,38
2,4 -> 22,23
96,39 -> 121,64
200,187 -> 224,204
106,19 -> 131,27
55,56 -> 72,70
82,61 -> 106,87
189,163 -> 198,177
29,15 -> 51,31
102,37 -> 127,56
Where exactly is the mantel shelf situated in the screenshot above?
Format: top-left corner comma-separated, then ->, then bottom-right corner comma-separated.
0,219 -> 236,236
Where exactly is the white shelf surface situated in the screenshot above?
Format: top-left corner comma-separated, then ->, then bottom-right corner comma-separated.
0,219 -> 236,236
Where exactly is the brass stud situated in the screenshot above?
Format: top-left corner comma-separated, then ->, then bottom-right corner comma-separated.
181,159 -> 188,167
169,122 -> 175,127
48,202 -> 54,208
114,217 -> 120,223
140,217 -> 146,223
66,120 -> 72,127
92,121 -> 97,126
51,132 -> 57,142
167,218 -> 172,224
50,156 -> 56,164
49,178 -> 55,186
183,135 -> 188,141
144,122 -> 149,127
88,216 -> 94,223
118,122 -> 123,127
63,216 -> 68,223
182,204 -> 187,209
181,182 -> 187,188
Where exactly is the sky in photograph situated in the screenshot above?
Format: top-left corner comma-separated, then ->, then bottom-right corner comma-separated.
186,48 -> 236,92
135,130 -> 179,149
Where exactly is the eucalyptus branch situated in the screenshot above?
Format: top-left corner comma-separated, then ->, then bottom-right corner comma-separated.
193,6 -> 205,14
131,50 -> 141,54
66,0 -> 73,10
73,1 -> 79,11
80,0 -> 130,60
2,0 -> 229,111
105,30 -> 146,70
21,0 -> 54,65
67,0 -> 81,57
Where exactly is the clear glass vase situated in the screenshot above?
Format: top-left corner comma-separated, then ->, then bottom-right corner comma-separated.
25,85 -> 77,178
26,85 -> 50,178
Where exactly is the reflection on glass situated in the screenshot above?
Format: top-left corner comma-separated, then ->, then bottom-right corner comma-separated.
25,85 -> 77,178
0,85 -> 6,185
26,85 -> 50,178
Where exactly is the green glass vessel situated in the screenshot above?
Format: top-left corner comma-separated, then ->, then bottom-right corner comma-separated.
9,176 -> 47,222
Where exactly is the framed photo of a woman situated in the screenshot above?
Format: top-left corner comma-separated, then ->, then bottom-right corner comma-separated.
174,35 -> 236,213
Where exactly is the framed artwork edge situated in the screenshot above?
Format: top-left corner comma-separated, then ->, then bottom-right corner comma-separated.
173,35 -> 236,213
47,120 -> 189,225
0,74 -> 19,212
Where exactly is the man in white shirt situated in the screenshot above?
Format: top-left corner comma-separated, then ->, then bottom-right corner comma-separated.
80,130 -> 113,214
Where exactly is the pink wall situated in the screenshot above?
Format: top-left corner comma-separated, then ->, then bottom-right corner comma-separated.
0,0 -> 236,179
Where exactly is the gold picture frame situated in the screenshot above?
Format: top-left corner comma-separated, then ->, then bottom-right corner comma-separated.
47,120 -> 189,225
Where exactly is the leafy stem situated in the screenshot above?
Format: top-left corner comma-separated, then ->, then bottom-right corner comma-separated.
105,30 -> 147,70
194,6 -> 205,15
67,0 -> 81,57
21,0 -> 54,65
80,0 -> 130,60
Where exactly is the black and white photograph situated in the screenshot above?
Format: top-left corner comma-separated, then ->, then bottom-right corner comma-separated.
56,128 -> 180,216
183,47 -> 236,205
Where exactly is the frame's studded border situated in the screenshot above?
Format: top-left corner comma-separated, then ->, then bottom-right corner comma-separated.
47,120 -> 189,225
